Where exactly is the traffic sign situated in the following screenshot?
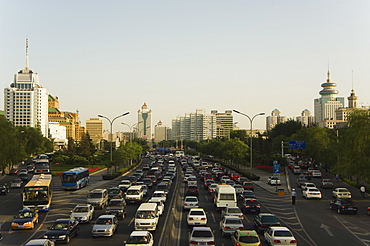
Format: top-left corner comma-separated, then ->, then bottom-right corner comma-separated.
289,141 -> 306,149
273,163 -> 280,174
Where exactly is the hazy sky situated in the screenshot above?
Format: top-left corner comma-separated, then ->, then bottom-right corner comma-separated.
1,0 -> 369,131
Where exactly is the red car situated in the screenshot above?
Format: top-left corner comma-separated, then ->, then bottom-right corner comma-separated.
9,168 -> 19,175
230,173 -> 240,181
204,173 -> 214,181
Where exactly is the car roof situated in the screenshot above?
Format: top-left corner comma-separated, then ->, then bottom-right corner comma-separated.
192,226 -> 212,232
269,226 -> 291,231
97,214 -> 116,219
25,239 -> 52,246
236,230 -> 259,236
130,230 -> 150,237
189,208 -> 204,211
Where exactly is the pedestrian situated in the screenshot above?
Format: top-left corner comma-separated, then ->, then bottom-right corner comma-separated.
335,174 -> 339,181
360,185 -> 366,197
291,188 -> 297,205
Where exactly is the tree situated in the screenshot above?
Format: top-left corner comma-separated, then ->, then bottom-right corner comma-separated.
268,120 -> 303,139
77,132 -> 95,158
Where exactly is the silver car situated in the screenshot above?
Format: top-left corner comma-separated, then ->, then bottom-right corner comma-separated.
91,215 -> 118,237
219,216 -> 244,236
183,196 -> 199,210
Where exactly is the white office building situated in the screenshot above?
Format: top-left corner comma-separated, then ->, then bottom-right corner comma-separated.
4,39 -> 49,136
266,109 -> 287,131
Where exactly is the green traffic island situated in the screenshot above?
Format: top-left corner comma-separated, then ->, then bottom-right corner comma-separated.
102,164 -> 139,180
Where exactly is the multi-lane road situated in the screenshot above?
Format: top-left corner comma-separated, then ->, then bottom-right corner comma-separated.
1,157 -> 370,246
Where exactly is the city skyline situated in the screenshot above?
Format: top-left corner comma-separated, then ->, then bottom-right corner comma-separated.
1,1 -> 369,131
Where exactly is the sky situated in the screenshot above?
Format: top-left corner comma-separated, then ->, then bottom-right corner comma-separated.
1,0 -> 370,131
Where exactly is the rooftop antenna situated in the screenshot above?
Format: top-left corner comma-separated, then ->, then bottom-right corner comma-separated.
25,38 -> 29,70
327,60 -> 330,81
351,70 -> 354,91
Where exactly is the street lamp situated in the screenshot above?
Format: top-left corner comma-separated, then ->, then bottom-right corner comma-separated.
122,121 -> 143,141
233,110 -> 265,171
98,112 -> 130,162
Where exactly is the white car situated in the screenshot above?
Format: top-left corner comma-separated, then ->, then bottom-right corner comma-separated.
300,182 -> 316,190
151,191 -> 166,203
221,207 -> 244,218
268,176 -> 281,185
219,216 -> 244,236
183,196 -> 199,210
189,227 -> 215,246
332,188 -> 352,198
124,230 -> 154,246
233,184 -> 244,194
187,208 -> 207,226
264,226 -> 297,246
148,198 -> 165,216
70,204 -> 95,223
91,215 -> 118,237
24,239 -> 56,246
118,180 -> 131,190
302,187 -> 322,199
312,170 -> 322,178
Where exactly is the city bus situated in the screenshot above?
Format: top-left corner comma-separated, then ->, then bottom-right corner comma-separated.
22,174 -> 52,212
34,159 -> 51,174
61,167 -> 90,190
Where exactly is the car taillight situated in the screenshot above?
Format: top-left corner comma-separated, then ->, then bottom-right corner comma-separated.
239,227 -> 244,229
207,242 -> 215,245
257,206 -> 261,208
190,241 -> 198,244
201,218 -> 206,220
196,203 -> 199,206
236,243 -> 241,246
224,226 -> 230,229
261,225 -> 268,228
290,240 -> 297,243
188,217 -> 194,220
274,240 -> 281,243
184,203 -> 188,206
245,206 -> 250,208
341,206 -> 345,209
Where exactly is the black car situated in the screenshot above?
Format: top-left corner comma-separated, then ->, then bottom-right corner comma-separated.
186,185 -> 199,197
44,219 -> 79,243
241,198 -> 261,214
330,198 -> 358,214
105,198 -> 126,219
0,184 -> 9,195
19,173 -> 29,182
107,187 -> 123,200
239,190 -> 256,201
142,178 -> 153,188
296,176 -> 308,187
253,213 -> 280,234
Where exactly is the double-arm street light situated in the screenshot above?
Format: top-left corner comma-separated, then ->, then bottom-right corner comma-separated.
233,110 -> 265,171
121,121 -> 143,141
98,112 -> 130,162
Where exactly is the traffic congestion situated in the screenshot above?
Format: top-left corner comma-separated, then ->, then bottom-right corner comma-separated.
1,153 -> 370,245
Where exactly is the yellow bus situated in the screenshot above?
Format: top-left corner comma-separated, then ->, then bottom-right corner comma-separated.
22,174 -> 52,212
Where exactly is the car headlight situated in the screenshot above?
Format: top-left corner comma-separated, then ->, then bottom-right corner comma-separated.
59,235 -> 66,239
11,222 -> 17,226
82,216 -> 87,220
43,235 -> 48,238
24,221 -> 32,225
106,228 -> 113,232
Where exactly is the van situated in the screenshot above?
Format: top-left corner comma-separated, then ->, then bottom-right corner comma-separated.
134,203 -> 159,231
125,185 -> 144,204
87,189 -> 108,209
214,184 -> 237,210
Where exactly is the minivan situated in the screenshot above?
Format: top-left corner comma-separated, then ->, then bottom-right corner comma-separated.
134,203 -> 159,231
125,185 -> 144,204
87,189 -> 108,209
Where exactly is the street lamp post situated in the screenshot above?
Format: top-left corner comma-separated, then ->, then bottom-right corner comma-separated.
122,121 -> 143,141
98,112 -> 130,162
233,110 -> 265,171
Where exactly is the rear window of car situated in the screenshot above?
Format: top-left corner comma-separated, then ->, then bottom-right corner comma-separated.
239,235 -> 259,243
190,210 -> 205,215
192,230 -> 213,237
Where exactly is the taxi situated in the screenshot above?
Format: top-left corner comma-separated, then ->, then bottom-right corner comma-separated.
11,210 -> 39,230
231,229 -> 261,246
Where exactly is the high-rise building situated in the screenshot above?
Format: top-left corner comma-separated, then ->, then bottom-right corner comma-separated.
86,118 -> 103,143
266,109 -> 287,131
211,110 -> 233,138
154,121 -> 169,143
4,39 -> 49,136
314,71 -> 344,128
296,109 -> 315,127
137,103 -> 152,139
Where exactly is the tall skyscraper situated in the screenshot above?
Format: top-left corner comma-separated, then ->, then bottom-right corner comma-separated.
4,39 -> 49,136
154,120 -> 169,143
137,103 -> 152,139
86,118 -> 103,143
211,110 -> 233,138
314,70 -> 344,128
266,109 -> 287,131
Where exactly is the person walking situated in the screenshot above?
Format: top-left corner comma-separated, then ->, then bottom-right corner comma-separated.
335,174 -> 339,182
292,189 -> 297,205
360,185 -> 366,197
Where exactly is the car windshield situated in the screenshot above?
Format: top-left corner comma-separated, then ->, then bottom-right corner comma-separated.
127,190 -> 140,195
136,211 -> 156,219
261,216 -> 278,223
127,236 -> 150,244
338,189 -> 349,192
274,230 -> 293,237
72,207 -> 88,212
96,218 -> 113,225
192,230 -> 213,238
190,210 -> 205,216
15,211 -> 33,218
87,193 -> 102,198
108,201 -> 122,207
239,235 -> 259,243
108,189 -> 119,194
226,218 -> 242,224
50,222 -> 69,230
228,208 -> 241,213
153,193 -> 164,197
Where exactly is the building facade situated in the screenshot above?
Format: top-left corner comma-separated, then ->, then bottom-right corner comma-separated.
296,109 -> 315,127
266,109 -> 288,131
4,39 -> 49,136
211,110 -> 233,138
154,121 -> 169,143
86,118 -> 103,143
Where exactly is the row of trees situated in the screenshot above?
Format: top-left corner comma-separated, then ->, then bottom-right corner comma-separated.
0,117 -> 53,172
192,109 -> 370,185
